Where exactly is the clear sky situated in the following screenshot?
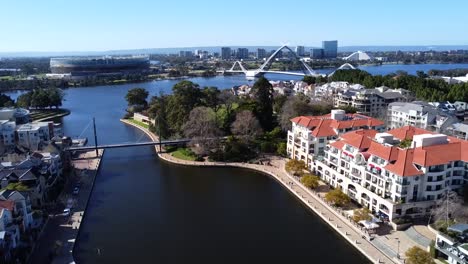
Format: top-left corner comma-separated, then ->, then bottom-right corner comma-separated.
1,0 -> 467,52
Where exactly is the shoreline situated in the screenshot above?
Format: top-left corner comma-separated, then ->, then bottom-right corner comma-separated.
120,119 -> 398,264
27,149 -> 105,264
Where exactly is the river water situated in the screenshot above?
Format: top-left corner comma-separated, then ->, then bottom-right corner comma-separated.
12,63 -> 468,263
14,79 -> 368,263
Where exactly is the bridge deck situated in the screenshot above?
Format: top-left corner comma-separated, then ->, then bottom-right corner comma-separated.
67,139 -> 190,151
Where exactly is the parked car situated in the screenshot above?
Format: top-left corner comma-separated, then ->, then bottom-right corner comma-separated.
63,208 -> 71,216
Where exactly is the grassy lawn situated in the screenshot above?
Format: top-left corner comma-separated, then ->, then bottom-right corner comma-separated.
0,76 -> 15,81
169,147 -> 197,161
127,118 -> 149,129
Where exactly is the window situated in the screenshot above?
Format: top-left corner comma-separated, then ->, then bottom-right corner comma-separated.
318,138 -> 325,143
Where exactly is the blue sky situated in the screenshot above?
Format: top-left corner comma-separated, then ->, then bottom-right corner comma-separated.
1,0 -> 467,52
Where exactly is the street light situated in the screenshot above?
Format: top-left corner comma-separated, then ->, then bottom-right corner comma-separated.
395,238 -> 400,259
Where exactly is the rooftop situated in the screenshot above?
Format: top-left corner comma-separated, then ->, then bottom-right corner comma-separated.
329,126 -> 468,176
291,113 -> 384,137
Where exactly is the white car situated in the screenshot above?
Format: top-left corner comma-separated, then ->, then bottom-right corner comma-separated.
63,208 -> 71,216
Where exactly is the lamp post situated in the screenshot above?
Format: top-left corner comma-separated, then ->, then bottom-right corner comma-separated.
395,238 -> 400,259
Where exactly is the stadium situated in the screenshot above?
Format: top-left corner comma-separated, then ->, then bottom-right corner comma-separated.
50,55 -> 150,74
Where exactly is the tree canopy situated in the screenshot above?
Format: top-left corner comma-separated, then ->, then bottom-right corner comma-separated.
352,208 -> 372,222
325,188 -> 350,207
300,173 -> 320,189
125,88 -> 149,107
251,77 -> 274,131
405,246 -> 435,264
285,159 -> 306,175
16,88 -> 65,109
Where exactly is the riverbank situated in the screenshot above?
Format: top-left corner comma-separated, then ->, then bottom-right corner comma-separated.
28,149 -> 104,264
120,119 -> 398,264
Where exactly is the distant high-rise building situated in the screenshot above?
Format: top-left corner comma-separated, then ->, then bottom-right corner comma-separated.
322,40 -> 338,58
295,46 -> 305,57
221,47 -> 231,60
257,48 -> 266,59
311,48 -> 324,59
179,51 -> 193,58
237,48 -> 249,59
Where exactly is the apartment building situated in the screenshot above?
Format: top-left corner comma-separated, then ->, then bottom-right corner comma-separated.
287,110 -> 385,170
388,102 -> 458,132
16,122 -> 54,151
334,86 -> 411,117
312,126 -> 467,221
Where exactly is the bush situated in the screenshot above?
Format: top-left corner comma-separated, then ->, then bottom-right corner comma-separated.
260,141 -> 276,153
276,142 -> 287,157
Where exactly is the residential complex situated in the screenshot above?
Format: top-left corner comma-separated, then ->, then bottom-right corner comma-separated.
0,108 -> 67,262
287,110 -> 385,168
288,112 -> 468,221
334,86 -> 411,117
387,102 -> 459,132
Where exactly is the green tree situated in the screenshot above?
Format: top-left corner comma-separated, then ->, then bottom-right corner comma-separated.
405,246 -> 435,264
31,89 -> 50,108
276,142 -> 287,157
147,95 -> 171,139
125,88 -> 149,107
202,86 -> 221,112
301,173 -> 319,189
285,159 -> 306,175
352,208 -> 372,222
252,77 -> 274,131
325,188 -> 350,207
47,88 -> 65,108
302,75 -> 316,85
16,92 -> 32,108
167,81 -> 204,135
0,94 -> 14,107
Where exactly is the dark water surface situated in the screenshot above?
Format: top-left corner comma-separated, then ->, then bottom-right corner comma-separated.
19,80 -> 369,263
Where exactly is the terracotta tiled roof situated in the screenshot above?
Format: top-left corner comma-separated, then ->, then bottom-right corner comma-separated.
291,114 -> 384,138
340,130 -> 377,150
0,200 -> 15,212
387,126 -> 434,140
384,149 -> 423,177
367,141 -> 399,161
412,141 -> 466,166
330,140 -> 345,149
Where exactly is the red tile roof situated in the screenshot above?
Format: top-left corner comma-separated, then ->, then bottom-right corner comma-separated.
291,114 -> 384,138
385,149 -> 423,177
387,126 -> 435,140
330,140 -> 345,149
340,130 -> 377,149
367,141 -> 399,161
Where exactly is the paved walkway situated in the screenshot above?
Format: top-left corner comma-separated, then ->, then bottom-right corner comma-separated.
29,150 -> 104,264
121,120 -> 401,264
404,226 -> 432,248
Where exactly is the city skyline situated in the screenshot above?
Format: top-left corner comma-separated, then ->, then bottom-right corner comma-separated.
1,0 -> 468,52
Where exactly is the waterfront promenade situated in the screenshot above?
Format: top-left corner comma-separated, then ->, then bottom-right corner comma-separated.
29,149 -> 104,264
121,119 -> 399,264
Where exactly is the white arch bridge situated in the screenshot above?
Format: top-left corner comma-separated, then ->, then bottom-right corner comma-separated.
221,45 -> 356,79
